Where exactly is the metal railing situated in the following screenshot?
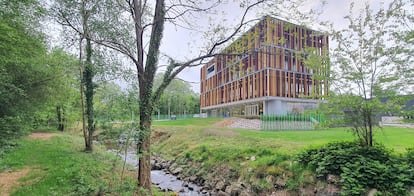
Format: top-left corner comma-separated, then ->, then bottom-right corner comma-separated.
260,114 -> 324,130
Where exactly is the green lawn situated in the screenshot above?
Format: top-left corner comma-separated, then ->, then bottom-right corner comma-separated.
237,126 -> 414,153
153,118 -> 413,153
153,117 -> 222,126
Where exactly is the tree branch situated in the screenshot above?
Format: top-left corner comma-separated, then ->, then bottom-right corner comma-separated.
208,0 -> 266,55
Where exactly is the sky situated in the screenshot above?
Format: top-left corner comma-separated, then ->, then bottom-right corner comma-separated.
46,0 -> 402,93
159,0 -> 396,93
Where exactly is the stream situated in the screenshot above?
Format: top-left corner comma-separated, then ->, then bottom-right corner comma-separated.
107,149 -> 205,196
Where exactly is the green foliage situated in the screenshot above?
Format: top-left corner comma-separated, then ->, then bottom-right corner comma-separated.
297,142 -> 414,195
314,0 -> 413,146
94,81 -> 136,122
153,73 -> 200,116
0,0 -> 81,150
406,148 -> 414,167
0,134 -> 136,195
0,116 -> 28,157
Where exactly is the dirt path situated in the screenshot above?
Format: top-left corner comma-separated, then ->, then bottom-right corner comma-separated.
27,132 -> 57,140
0,132 -> 58,195
0,168 -> 30,196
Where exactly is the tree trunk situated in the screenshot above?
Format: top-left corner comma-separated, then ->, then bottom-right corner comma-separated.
84,36 -> 94,152
137,123 -> 152,190
368,114 -> 373,147
137,92 -> 153,192
82,0 -> 94,152
79,37 -> 88,149
56,105 -> 64,131
135,0 -> 165,192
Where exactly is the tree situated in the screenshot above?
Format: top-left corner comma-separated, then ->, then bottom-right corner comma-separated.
52,0 -> 323,192
154,74 -> 199,117
324,0 -> 412,146
94,81 -> 131,122
52,0 -> 101,151
0,0 -> 81,147
92,1 -> 271,191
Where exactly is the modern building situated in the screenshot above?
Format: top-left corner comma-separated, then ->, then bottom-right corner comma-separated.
200,16 -> 329,117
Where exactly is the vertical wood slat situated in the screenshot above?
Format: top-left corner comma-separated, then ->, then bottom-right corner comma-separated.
199,16 -> 328,111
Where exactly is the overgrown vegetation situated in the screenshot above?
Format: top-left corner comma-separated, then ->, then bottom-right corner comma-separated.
0,1 -> 80,152
0,134 -> 138,195
297,142 -> 414,195
0,133 -> 174,196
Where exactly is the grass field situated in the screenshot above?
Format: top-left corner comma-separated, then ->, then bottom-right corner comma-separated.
153,118 -> 414,153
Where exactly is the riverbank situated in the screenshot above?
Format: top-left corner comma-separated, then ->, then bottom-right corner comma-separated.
2,119 -> 413,195
151,118 -> 414,195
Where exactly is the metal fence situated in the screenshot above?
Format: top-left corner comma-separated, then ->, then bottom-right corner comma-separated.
152,114 -> 195,121
260,114 -> 325,130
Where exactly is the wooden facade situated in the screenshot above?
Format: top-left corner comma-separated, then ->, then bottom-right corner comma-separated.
200,16 -> 329,114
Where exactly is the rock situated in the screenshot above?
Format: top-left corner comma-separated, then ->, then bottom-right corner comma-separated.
316,184 -> 341,196
271,190 -> 290,196
215,181 -> 226,191
239,190 -> 250,196
410,187 -> 414,196
238,182 -> 247,189
326,174 -> 340,184
247,167 -> 253,173
367,188 -> 377,196
170,163 -> 177,170
266,175 -> 275,184
217,191 -> 230,196
230,188 -> 241,196
189,176 -> 197,182
225,185 -> 232,194
162,188 -> 173,192
245,156 -> 250,160
171,167 -> 183,175
182,182 -> 189,187
197,178 -> 205,185
179,188 -> 185,193
203,185 -> 211,191
250,156 -> 256,161
188,186 -> 194,191
274,178 -> 286,190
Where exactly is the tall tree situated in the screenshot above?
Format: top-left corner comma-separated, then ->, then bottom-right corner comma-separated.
1,0 -> 81,146
52,0 -> 100,151
52,0 -> 322,192
93,1 -> 268,191
324,0 -> 413,146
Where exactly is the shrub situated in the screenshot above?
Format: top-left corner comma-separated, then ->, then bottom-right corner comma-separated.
297,142 -> 413,195
0,116 -> 28,156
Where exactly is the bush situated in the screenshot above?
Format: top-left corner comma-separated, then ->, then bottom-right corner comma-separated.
297,142 -> 413,195
406,148 -> 414,166
0,116 -> 29,156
